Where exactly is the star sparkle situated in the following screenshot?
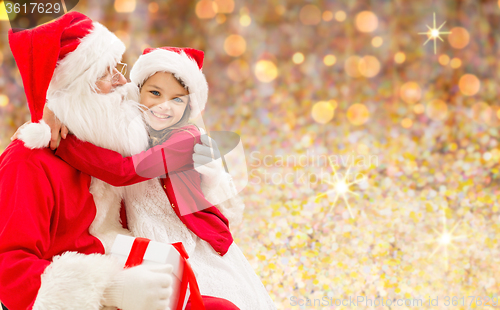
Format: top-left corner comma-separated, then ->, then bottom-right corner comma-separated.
419,207 -> 468,271
314,157 -> 366,219
418,12 -> 451,54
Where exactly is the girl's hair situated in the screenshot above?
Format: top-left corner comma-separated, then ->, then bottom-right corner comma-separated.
141,72 -> 195,147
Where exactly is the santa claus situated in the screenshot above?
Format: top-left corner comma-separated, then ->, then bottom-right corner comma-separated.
0,11 -> 240,310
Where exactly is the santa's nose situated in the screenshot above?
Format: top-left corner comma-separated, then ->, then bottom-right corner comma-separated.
112,72 -> 127,87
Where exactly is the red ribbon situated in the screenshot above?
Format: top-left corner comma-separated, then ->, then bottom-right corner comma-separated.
124,237 -> 150,268
123,238 -> 205,310
172,242 -> 205,310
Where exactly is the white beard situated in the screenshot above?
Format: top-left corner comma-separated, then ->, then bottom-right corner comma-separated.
47,83 -> 151,252
47,83 -> 148,157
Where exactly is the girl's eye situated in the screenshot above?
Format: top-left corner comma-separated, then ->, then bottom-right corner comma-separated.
173,97 -> 184,103
150,91 -> 160,96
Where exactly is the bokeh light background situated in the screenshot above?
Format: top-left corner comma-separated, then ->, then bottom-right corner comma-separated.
2,0 -> 500,309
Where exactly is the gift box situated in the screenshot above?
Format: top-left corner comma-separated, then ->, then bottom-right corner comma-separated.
111,235 -> 205,310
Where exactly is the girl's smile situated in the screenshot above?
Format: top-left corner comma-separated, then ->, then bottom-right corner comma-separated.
150,110 -> 172,120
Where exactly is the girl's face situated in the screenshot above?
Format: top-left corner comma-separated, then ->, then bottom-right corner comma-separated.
140,72 -> 189,130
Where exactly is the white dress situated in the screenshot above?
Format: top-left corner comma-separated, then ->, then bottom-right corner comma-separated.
124,178 -> 277,310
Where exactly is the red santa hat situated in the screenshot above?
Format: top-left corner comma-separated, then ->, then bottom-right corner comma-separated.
9,11 -> 125,122
130,47 -> 208,118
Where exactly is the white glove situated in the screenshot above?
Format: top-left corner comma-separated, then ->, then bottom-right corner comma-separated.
193,134 -> 224,194
102,264 -> 173,310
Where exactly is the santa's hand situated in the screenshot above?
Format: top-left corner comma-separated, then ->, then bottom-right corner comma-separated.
10,121 -> 31,141
193,134 -> 223,193
42,105 -> 69,150
102,264 -> 173,310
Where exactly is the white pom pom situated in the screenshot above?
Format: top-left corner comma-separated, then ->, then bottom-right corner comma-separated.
18,120 -> 51,149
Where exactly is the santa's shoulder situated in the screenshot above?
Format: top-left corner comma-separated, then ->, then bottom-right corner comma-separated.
0,140 -> 79,176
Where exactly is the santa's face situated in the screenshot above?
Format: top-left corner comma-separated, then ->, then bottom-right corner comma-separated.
139,72 -> 189,131
95,66 -> 127,94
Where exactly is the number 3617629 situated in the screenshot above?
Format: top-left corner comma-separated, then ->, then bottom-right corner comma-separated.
5,2 -> 62,14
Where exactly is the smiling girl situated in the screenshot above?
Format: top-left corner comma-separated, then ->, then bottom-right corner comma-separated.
53,47 -> 276,310
141,71 -> 192,144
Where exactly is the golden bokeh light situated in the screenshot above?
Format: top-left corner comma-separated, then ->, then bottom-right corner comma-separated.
196,0 -> 217,19
114,0 -> 136,12
335,10 -> 346,22
214,0 -> 234,13
299,4 -> 322,25
0,50 -> 3,66
0,95 -> 8,107
450,58 -> 462,69
323,54 -> 336,66
148,2 -> 158,13
400,81 -> 422,104
301,134 -> 313,148
355,11 -> 378,33
372,36 -> 383,47
414,103 -> 425,114
401,118 -> 413,128
438,54 -> 450,66
216,14 -> 226,24
345,56 -> 361,78
471,102 -> 492,124
426,99 -> 448,121
322,10 -> 333,21
458,74 -> 480,96
448,27 -> 470,49
358,55 -> 381,78
311,101 -> 336,124
394,52 -> 406,64
275,5 -> 285,15
254,60 -> 278,82
292,52 -> 305,64
226,59 -> 250,82
347,103 -> 370,125
224,35 -> 246,57
240,14 -> 251,26
356,143 -> 369,154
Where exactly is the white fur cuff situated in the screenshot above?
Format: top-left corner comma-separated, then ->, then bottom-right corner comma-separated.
33,252 -> 122,310
18,120 -> 51,149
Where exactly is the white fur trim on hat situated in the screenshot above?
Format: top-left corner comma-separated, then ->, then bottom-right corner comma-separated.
18,120 -> 51,149
33,251 -> 122,310
47,22 -> 126,97
130,49 -> 208,118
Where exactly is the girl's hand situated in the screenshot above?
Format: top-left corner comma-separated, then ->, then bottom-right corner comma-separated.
42,105 -> 69,150
11,120 -> 31,141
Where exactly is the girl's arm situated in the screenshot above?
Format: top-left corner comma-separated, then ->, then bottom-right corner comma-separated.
55,129 -> 198,187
